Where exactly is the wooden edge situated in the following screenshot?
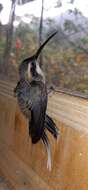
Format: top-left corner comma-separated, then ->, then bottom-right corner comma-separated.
0,143 -> 53,190
0,79 -> 88,99
0,79 -> 88,134
48,86 -> 88,99
48,91 -> 88,134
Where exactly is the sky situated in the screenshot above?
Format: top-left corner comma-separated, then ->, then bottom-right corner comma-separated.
0,0 -> 88,25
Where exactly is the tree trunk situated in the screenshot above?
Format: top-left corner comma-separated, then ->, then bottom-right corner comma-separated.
3,0 -> 16,72
0,4 -> 3,48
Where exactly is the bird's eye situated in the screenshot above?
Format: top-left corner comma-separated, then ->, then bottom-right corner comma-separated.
31,62 -> 33,65
31,61 -> 36,68
30,66 -> 34,73
30,61 -> 36,74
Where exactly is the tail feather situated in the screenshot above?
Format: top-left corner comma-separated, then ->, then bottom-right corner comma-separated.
42,132 -> 51,171
45,114 -> 58,139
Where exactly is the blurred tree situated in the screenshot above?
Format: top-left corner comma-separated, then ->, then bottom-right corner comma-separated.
55,0 -> 62,8
13,23 -> 37,63
0,3 -> 3,13
3,0 -> 17,70
64,19 -> 78,32
74,8 -> 82,15
0,3 -> 3,36
39,0 -> 44,67
69,0 -> 75,3
17,0 -> 34,4
3,0 -> 35,72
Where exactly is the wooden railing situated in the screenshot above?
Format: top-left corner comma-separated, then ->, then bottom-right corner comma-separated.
48,91 -> 88,133
0,79 -> 88,190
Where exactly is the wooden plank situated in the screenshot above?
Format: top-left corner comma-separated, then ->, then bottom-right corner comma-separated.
0,95 -> 16,146
0,79 -> 88,190
1,121 -> 88,190
0,143 -> 52,190
52,87 -> 88,99
0,172 -> 12,190
48,92 -> 88,133
0,80 -> 15,97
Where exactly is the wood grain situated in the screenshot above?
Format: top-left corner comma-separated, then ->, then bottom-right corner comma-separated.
0,80 -> 88,190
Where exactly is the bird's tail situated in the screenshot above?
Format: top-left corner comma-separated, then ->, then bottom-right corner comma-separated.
42,131 -> 52,171
45,114 -> 58,139
41,114 -> 58,171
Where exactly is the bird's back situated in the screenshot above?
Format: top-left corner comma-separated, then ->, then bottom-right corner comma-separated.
15,79 -> 31,117
29,80 -> 47,143
15,79 -> 47,143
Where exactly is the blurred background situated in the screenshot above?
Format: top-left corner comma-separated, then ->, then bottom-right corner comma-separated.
0,0 -> 88,95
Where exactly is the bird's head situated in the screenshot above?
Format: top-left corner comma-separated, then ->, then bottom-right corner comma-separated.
19,31 -> 57,82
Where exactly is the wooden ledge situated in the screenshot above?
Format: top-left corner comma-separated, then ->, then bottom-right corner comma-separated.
0,79 -> 88,133
0,80 -> 88,190
48,91 -> 88,133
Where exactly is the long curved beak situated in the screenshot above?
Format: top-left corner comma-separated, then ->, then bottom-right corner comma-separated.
35,31 -> 58,59
19,31 -> 58,72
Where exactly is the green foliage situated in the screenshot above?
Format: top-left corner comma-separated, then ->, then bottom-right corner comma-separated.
64,19 -> 78,32
13,23 -> 38,64
0,19 -> 88,95
81,35 -> 88,44
0,30 -> 6,64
